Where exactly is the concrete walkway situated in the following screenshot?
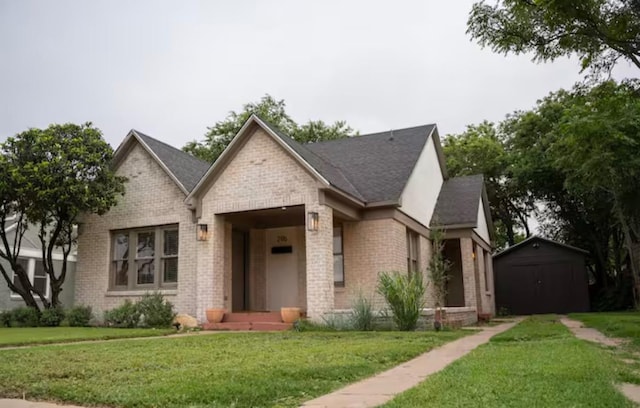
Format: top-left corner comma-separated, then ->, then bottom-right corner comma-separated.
0,400 -> 86,408
301,319 -> 521,408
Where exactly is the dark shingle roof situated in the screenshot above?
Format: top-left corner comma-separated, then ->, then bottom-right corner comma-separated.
493,236 -> 589,259
134,130 -> 211,193
431,174 -> 484,227
257,116 -> 437,203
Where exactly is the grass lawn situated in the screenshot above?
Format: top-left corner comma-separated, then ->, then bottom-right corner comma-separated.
384,315 -> 632,408
0,327 -> 175,347
571,312 -> 640,347
0,330 -> 466,408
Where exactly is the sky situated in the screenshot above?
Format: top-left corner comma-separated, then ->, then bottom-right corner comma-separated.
0,1 -> 636,150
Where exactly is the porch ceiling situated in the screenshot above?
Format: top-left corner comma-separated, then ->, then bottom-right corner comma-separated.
224,205 -> 305,230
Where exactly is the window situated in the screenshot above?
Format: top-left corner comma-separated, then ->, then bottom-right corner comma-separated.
111,225 -> 179,290
333,225 -> 344,287
11,257 -> 49,298
407,229 -> 419,274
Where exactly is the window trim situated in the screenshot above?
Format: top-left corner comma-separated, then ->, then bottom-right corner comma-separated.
11,257 -> 50,299
333,225 -> 345,287
110,225 -> 179,291
407,229 -> 419,275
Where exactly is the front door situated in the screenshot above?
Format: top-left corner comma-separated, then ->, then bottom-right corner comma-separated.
266,226 -> 300,311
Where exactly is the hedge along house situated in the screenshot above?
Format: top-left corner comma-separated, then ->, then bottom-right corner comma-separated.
74,115 -> 495,324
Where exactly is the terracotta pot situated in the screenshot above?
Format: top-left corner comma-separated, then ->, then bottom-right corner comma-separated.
280,307 -> 302,323
206,308 -> 226,323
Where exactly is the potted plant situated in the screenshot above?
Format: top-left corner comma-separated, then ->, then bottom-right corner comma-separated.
206,308 -> 226,323
280,307 -> 301,323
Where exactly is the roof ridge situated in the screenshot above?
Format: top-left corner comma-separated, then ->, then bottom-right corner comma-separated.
310,123 -> 436,146
132,129 -> 210,166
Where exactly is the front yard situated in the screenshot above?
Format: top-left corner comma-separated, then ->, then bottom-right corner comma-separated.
0,327 -> 175,347
0,330 -> 466,408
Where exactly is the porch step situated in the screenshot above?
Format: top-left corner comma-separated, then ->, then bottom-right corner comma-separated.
201,321 -> 292,331
223,311 -> 282,323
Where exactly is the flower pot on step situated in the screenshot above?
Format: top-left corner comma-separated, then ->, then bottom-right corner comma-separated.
280,307 -> 301,323
206,308 -> 226,323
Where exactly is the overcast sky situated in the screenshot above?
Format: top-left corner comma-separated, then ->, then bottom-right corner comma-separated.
1,1 -> 636,150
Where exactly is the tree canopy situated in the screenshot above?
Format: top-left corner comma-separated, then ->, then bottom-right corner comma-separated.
183,95 -> 358,163
467,0 -> 640,75
0,123 -> 126,311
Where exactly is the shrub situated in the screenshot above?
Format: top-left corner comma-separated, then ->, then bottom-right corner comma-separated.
350,290 -> 375,331
377,271 -> 425,331
39,307 -> 65,327
67,305 -> 93,327
12,307 -> 40,327
136,292 -> 175,328
0,310 -> 13,327
103,300 -> 140,328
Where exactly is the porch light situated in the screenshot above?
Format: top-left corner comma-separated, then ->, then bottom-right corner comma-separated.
197,224 -> 209,241
307,212 -> 319,232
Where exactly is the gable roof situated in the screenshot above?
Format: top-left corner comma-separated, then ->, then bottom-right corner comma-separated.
431,174 -> 486,227
114,130 -> 210,195
493,236 -> 589,259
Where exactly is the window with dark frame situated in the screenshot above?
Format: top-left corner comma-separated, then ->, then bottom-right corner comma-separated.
111,225 -> 178,290
407,229 -> 419,274
333,225 -> 344,287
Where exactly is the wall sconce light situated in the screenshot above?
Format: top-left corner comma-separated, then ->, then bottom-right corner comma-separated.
307,212 -> 319,232
197,224 -> 209,241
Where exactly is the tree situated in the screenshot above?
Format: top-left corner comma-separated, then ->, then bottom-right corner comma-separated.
443,121 -> 531,248
183,95 -> 358,163
467,0 -> 640,75
427,227 -> 451,329
0,123 -> 126,311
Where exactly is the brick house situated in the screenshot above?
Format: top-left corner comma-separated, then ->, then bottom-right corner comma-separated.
75,115 -> 495,324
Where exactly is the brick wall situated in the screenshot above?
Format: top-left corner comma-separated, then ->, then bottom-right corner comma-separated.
75,143 -> 198,318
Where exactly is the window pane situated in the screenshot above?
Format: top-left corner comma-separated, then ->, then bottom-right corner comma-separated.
114,233 -> 129,260
333,227 -> 342,255
34,260 -> 46,277
164,258 -> 178,283
114,260 -> 129,286
33,276 -> 47,294
137,259 -> 155,284
137,232 -> 155,259
333,254 -> 344,283
164,230 -> 179,256
12,258 -> 30,292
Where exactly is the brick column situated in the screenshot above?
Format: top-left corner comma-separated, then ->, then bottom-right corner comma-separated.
305,204 -> 334,321
485,249 -> 496,315
460,237 -> 477,310
195,214 -> 225,322
476,248 -> 489,314
420,235 -> 436,309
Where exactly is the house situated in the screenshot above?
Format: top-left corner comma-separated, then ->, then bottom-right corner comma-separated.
0,216 -> 76,310
74,115 -> 495,324
494,236 -> 590,315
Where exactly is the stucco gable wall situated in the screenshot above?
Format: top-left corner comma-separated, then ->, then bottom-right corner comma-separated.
75,142 -> 197,317
399,135 -> 444,227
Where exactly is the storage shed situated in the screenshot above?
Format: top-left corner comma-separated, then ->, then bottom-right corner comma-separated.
493,236 -> 590,315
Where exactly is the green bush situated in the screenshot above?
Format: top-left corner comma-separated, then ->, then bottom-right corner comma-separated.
136,292 -> 175,328
39,307 -> 65,327
12,307 -> 40,327
103,300 -> 140,328
377,271 -> 425,331
350,290 -> 375,331
67,305 -> 93,327
0,310 -> 13,327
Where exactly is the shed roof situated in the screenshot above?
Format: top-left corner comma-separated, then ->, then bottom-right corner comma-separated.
493,236 -> 589,259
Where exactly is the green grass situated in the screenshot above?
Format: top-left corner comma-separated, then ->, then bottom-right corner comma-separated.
384,315 -> 631,408
571,311 -> 640,347
0,327 -> 175,347
0,330 -> 466,408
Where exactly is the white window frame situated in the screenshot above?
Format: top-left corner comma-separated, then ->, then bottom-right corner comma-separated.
11,257 -> 50,299
110,224 -> 179,291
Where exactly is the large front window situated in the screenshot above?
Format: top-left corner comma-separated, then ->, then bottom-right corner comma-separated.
11,257 -> 49,298
111,225 -> 179,290
407,229 -> 419,274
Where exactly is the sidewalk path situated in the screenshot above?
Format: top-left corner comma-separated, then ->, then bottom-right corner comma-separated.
300,319 -> 521,408
0,400 -> 86,408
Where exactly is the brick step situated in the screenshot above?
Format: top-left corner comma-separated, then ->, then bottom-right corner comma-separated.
201,321 -> 292,331
223,311 -> 282,323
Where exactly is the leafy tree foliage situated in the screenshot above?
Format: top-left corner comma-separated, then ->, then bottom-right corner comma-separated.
183,95 -> 358,162
0,123 -> 126,311
467,0 -> 640,75
443,121 -> 531,248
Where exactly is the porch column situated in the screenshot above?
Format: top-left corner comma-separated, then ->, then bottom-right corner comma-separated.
460,237 -> 478,310
476,247 -> 489,314
195,214 -> 225,322
485,250 -> 496,315
305,204 -> 334,321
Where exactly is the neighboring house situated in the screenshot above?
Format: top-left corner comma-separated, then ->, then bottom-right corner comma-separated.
0,217 -> 76,310
75,115 -> 495,324
494,236 -> 590,315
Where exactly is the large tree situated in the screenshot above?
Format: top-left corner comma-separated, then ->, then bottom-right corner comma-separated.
467,0 -> 640,75
183,95 -> 358,163
0,123 -> 126,311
